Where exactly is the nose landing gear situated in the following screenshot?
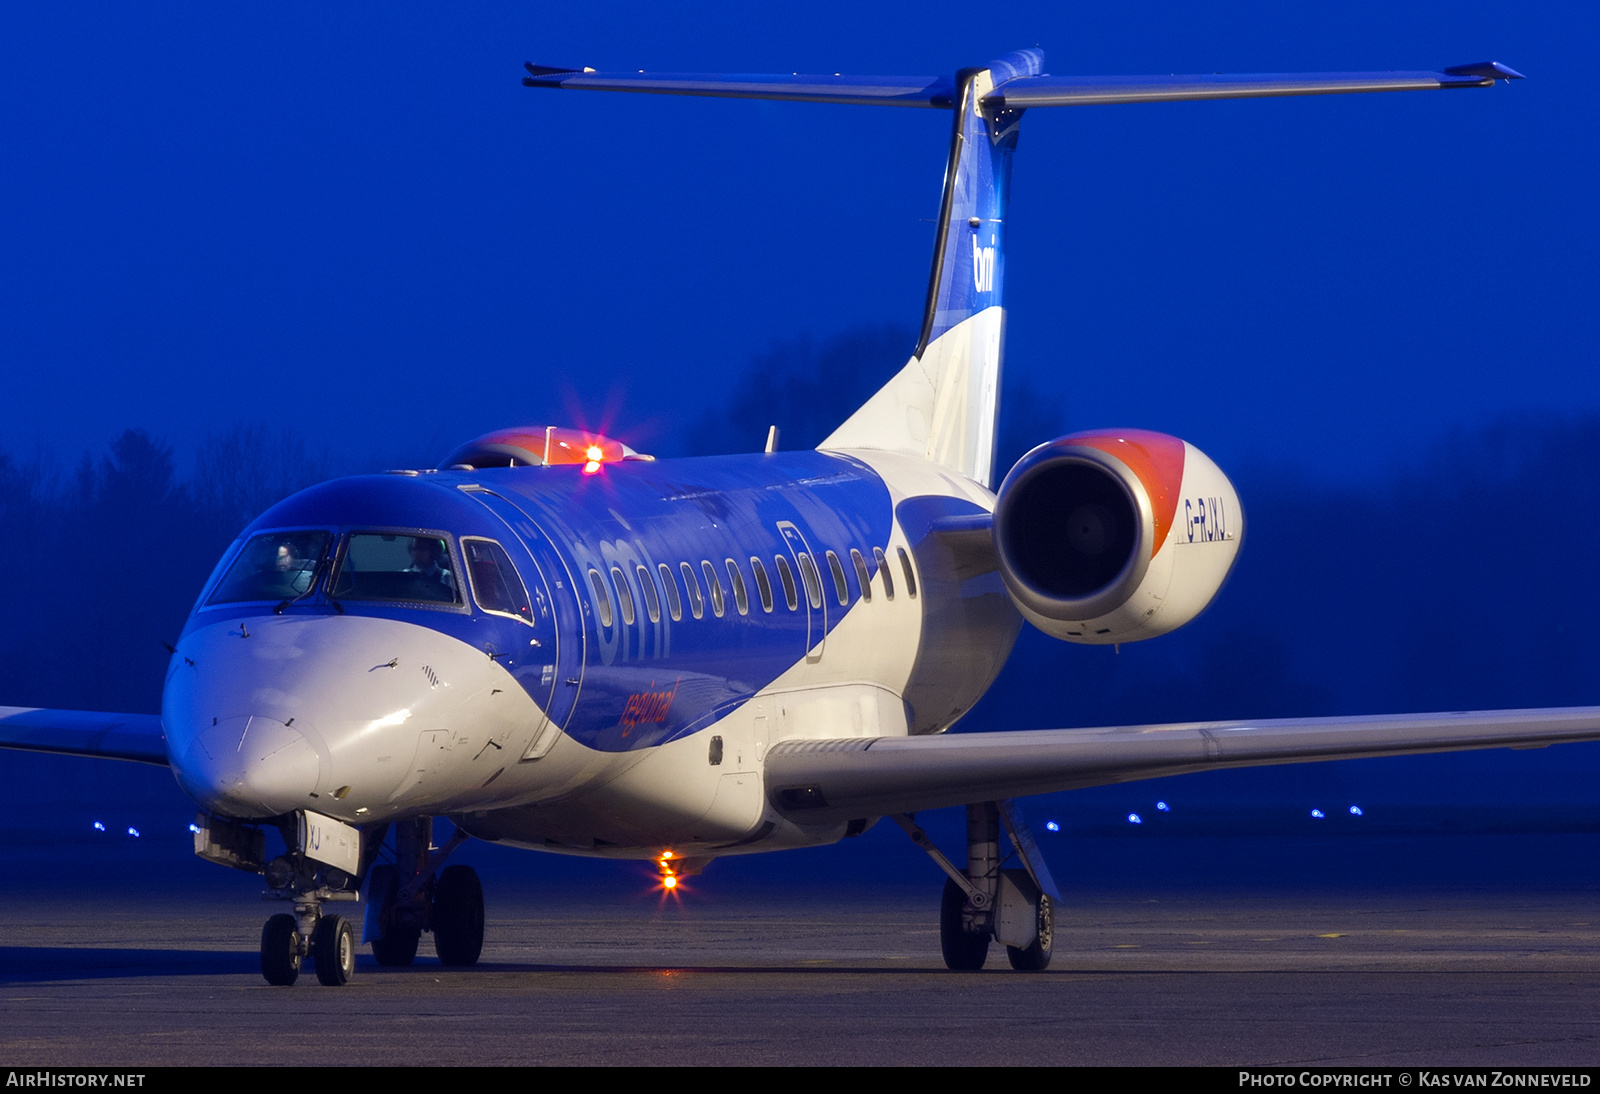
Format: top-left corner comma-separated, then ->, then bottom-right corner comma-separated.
201,808 -> 479,986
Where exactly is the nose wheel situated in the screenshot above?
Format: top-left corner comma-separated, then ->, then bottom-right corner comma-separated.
312,914 -> 357,986
259,909 -> 358,987
260,913 -> 302,986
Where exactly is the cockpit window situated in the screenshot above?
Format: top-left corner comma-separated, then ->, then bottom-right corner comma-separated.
207,531 -> 331,605
462,538 -> 533,622
331,533 -> 460,605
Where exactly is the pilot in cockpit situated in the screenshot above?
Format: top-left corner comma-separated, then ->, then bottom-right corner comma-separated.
404,537 -> 456,592
273,537 -> 319,594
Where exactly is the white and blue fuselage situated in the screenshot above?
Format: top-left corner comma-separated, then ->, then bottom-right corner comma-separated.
165,448 -> 1019,858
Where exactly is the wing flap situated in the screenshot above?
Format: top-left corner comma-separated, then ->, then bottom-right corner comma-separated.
766,707 -> 1600,822
0,706 -> 168,767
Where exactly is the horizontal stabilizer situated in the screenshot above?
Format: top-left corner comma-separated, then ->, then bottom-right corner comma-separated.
766,706 -> 1600,823
0,706 -> 168,766
983,67 -> 1519,109
524,60 -> 1520,111
523,65 -> 954,107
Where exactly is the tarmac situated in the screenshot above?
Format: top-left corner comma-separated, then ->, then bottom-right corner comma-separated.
3,829 -> 1599,1066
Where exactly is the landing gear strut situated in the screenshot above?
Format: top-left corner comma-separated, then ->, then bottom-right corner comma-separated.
897,800 -> 1059,971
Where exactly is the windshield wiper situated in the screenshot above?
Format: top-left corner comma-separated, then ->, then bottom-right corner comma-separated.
273,553 -> 333,614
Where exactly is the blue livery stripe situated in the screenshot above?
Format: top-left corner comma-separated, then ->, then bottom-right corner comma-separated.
194,452 -> 895,753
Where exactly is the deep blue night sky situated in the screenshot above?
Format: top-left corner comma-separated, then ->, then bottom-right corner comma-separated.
5,3 -> 1600,885
2,0 -> 1594,482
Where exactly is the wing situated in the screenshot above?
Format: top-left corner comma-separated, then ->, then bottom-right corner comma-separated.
0,706 -> 168,766
765,707 -> 1600,823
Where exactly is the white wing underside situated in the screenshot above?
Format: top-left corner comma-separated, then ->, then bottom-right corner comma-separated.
764,707 -> 1600,823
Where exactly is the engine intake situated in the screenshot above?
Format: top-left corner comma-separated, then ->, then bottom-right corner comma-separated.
994,429 -> 1242,644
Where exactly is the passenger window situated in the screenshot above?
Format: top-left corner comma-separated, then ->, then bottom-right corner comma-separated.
588,568 -> 614,628
680,561 -> 704,619
874,547 -> 895,600
750,557 -> 774,613
611,566 -> 635,626
331,533 -> 460,605
636,564 -> 661,623
658,563 -> 682,621
701,560 -> 725,617
725,559 -> 749,615
462,538 -> 533,622
897,547 -> 918,599
850,548 -> 872,603
825,550 -> 848,606
775,556 -> 799,610
797,552 -> 823,609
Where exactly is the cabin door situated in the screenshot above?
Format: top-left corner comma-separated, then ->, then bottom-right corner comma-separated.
461,487 -> 586,757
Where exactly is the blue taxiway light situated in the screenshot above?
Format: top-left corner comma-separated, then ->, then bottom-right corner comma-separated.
1127,813 -> 1143,824
1349,805 -> 1363,816
1156,801 -> 1169,812
92,821 -> 105,832
127,827 -> 140,838
1310,809 -> 1326,819
1045,820 -> 1060,832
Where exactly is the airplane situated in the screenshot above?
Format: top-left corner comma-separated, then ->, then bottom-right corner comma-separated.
4,47 -> 1595,988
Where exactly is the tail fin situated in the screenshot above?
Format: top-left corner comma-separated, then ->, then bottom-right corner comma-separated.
818,50 -> 1040,487
524,50 -> 1516,487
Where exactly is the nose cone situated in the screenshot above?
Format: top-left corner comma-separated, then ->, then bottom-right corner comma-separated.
174,714 -> 322,818
164,611 -> 527,823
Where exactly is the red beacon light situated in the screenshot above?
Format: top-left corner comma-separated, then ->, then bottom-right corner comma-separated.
438,426 -> 651,472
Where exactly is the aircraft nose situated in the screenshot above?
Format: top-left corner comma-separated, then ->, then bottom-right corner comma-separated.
175,714 -> 324,818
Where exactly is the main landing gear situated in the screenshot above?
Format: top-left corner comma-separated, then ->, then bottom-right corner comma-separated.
363,816 -> 484,971
896,801 -> 1059,971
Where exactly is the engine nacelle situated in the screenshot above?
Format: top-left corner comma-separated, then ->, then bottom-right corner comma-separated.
993,429 -> 1243,644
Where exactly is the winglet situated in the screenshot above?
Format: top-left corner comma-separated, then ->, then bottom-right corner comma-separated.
1442,61 -> 1526,81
